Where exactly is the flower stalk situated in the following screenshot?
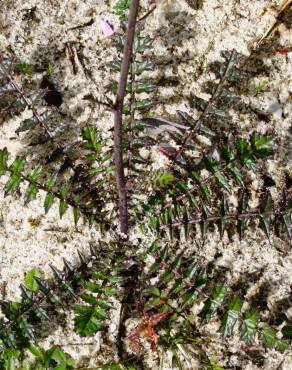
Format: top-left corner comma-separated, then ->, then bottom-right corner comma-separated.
114,0 -> 140,237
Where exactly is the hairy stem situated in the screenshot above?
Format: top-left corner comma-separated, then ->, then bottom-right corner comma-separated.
114,0 -> 140,237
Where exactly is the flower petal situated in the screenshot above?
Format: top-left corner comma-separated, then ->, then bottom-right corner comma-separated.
100,20 -> 114,37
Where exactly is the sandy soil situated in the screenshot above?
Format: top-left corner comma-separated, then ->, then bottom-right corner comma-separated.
0,0 -> 291,368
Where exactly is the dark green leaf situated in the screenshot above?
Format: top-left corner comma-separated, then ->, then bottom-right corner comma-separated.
220,296 -> 242,337
215,173 -> 229,191
236,139 -> 255,169
227,163 -> 244,184
0,147 -> 8,176
281,211 -> 291,240
44,192 -> 54,213
238,193 -> 249,239
181,289 -> 199,310
251,135 -> 273,157
74,306 -> 103,336
59,199 -> 68,218
73,207 -> 81,226
134,60 -> 153,74
135,36 -> 152,52
282,325 -> 292,339
259,195 -> 273,238
24,183 -> 38,205
200,283 -> 227,322
4,173 -> 21,195
241,310 -> 259,343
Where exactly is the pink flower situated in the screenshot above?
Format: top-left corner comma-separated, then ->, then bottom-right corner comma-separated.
100,20 -> 114,37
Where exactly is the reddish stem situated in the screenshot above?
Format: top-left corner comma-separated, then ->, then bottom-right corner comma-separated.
114,0 -> 140,237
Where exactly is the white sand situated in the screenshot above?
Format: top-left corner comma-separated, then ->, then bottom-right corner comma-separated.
0,0 -> 291,368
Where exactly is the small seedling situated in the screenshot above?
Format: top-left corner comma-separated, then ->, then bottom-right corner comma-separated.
46,63 -> 56,75
14,62 -> 34,75
255,80 -> 268,95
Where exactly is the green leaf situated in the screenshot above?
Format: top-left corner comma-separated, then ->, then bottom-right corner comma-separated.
104,287 -> 117,296
82,125 -> 102,152
44,192 -> 54,213
74,306 -> 104,336
275,340 -> 289,353
261,327 -> 277,348
200,185 -> 212,203
259,195 -> 273,238
45,173 -> 57,189
16,117 -> 38,133
241,310 -> 259,343
113,0 -> 131,19
221,145 -> 235,162
238,193 -> 249,239
204,156 -> 218,173
171,279 -> 186,294
260,327 -> 288,352
24,183 -> 38,205
281,212 -> 291,240
28,165 -> 43,181
27,343 -> 44,359
251,135 -> 273,157
151,287 -> 161,297
110,59 -> 122,71
0,147 -> 8,176
236,139 -> 255,169
181,289 -> 199,310
218,196 -> 229,238
134,60 -> 153,74
200,283 -> 227,322
0,349 -> 21,370
193,96 -> 208,111
24,267 -> 44,292
220,296 -> 242,337
135,81 -> 154,93
215,173 -> 229,191
4,173 -> 21,195
184,264 -> 197,280
59,199 -> 68,218
135,36 -> 152,52
227,163 -> 244,184
73,207 -> 81,226
160,270 -> 173,284
10,157 -> 25,173
156,171 -> 174,187
97,300 -> 113,310
43,346 -> 75,369
81,294 -> 97,305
